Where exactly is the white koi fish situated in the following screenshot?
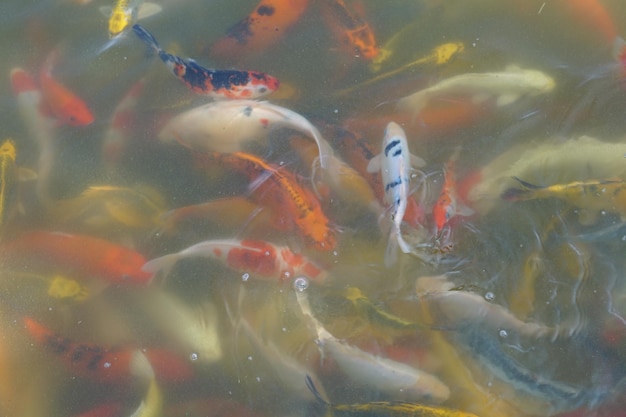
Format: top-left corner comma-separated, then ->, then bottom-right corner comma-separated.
158,100 -> 334,168
396,65 -> 555,116
367,122 -> 426,266
294,278 -> 450,402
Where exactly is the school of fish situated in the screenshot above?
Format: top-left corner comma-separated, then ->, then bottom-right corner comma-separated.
1,1 -> 626,417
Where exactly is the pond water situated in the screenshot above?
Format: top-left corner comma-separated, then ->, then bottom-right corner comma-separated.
1,1 -> 626,416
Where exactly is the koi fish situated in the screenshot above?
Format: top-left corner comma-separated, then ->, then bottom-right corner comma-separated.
396,65 -> 555,116
158,99 -> 334,168
366,122 -> 426,266
143,238 -> 327,282
345,287 -> 421,331
102,79 -> 144,175
432,147 -> 474,238
295,280 -> 450,402
23,317 -> 154,383
0,140 -> 19,234
305,375 -> 477,417
210,0 -> 310,62
47,185 -> 166,233
502,176 -> 626,225
159,197 -> 280,238
321,0 -> 379,60
103,0 -> 162,38
39,51 -> 94,126
132,24 -> 279,99
0,231 -> 152,285
23,317 -> 193,384
334,127 -> 424,227
205,152 -> 336,251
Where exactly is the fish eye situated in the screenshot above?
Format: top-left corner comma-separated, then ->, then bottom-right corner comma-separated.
258,87 -> 267,93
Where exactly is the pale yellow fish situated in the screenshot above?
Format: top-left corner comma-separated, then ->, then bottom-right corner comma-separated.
103,0 -> 163,38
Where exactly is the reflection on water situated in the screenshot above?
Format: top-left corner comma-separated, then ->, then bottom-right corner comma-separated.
1,0 -> 626,416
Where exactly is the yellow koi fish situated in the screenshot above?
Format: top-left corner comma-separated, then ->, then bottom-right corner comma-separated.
0,140 -> 18,233
502,176 -> 626,225
305,375 -> 478,417
103,0 -> 162,38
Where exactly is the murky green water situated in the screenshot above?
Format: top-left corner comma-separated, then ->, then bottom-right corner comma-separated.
1,1 -> 626,416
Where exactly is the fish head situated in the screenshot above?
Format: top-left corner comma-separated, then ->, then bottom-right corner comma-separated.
0,140 -> 17,161
61,101 -> 94,126
243,73 -> 280,99
524,69 -> 556,94
108,8 -> 132,38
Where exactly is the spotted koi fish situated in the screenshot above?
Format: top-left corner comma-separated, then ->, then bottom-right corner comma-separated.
204,152 -> 337,251
23,317 -> 193,384
367,122 -> 425,266
143,238 -> 327,282
211,0 -> 310,62
321,0 -> 379,60
132,24 -> 279,99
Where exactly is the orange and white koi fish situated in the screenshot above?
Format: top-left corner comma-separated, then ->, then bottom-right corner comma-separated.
133,24 -> 279,100
321,0 -> 379,60
1,231 -> 152,285
39,51 -> 94,126
143,238 -> 327,282
294,278 -> 450,402
334,126 -> 424,227
205,152 -> 337,251
23,317 -> 193,384
211,0 -> 310,62
367,122 -> 426,266
432,147 -> 474,237
158,99 -> 334,168
102,79 -> 144,175
10,67 -> 58,202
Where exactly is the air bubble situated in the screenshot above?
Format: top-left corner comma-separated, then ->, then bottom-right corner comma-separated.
499,329 -> 508,338
247,356 -> 253,361
242,273 -> 250,282
103,362 -> 111,368
294,277 -> 309,292
190,353 -> 198,361
484,292 -> 495,301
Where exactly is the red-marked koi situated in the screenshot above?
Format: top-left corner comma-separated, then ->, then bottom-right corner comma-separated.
0,231 -> 152,285
39,51 -> 94,126
432,147 -> 474,234
211,0 -> 310,62
205,152 -> 337,251
143,238 -> 327,282
321,0 -> 379,60
133,24 -> 279,99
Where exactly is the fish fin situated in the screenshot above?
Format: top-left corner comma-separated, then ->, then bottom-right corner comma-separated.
384,234 -> 399,268
366,154 -> 381,173
496,93 -> 520,107
132,24 -> 161,52
612,36 -> 626,66
511,176 -> 542,189
456,203 -> 474,217
305,375 -> 331,406
98,5 -> 112,16
409,153 -> 426,168
500,187 -> 531,201
137,3 -> 163,19
141,254 -> 179,279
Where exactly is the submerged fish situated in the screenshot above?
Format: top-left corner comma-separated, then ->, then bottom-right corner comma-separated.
296,280 -> 450,402
367,122 -> 426,266
143,238 -> 328,283
211,0 -> 310,62
133,24 -> 279,99
345,287 -> 421,331
396,65 -> 555,116
321,0 -> 379,60
306,375 -> 470,417
502,176 -> 626,225
158,100 -> 334,168
0,140 -> 20,234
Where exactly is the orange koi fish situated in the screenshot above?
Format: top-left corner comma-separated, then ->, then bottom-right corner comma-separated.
333,126 -> 424,227
133,24 -> 279,99
210,0 -> 310,62
204,152 -> 337,251
432,148 -> 473,234
143,238 -> 327,282
321,0 -> 379,60
1,231 -> 152,285
23,317 -> 193,384
39,51 -> 94,126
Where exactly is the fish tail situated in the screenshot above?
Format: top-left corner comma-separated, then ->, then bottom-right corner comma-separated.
132,24 -> 162,53
305,375 -> 331,406
501,176 -> 541,201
